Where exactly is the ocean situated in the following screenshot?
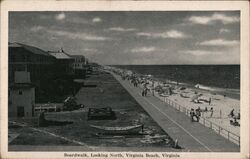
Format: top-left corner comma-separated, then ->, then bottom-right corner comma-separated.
112,65 -> 240,90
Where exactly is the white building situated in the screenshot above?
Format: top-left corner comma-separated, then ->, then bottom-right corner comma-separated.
71,55 -> 88,77
71,55 -> 88,69
9,71 -> 35,118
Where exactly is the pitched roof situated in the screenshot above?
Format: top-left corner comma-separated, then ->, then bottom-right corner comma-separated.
48,51 -> 73,59
9,42 -> 52,57
70,55 -> 85,58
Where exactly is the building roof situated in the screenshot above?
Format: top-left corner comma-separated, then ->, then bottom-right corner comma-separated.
9,83 -> 35,89
70,55 -> 85,58
48,50 -> 73,59
9,42 -> 52,57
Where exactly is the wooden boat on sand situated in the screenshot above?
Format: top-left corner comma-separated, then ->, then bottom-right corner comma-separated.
90,124 -> 143,134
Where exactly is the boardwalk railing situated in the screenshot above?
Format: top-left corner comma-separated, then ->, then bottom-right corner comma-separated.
157,95 -> 240,146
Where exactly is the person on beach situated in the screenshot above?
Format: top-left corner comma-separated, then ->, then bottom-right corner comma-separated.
230,116 -> 240,126
228,109 -> 235,118
210,107 -> 214,118
208,97 -> 211,105
204,107 -> 208,112
237,111 -> 240,119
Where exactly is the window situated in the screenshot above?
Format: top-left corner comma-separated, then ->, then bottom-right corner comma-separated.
19,90 -> 22,95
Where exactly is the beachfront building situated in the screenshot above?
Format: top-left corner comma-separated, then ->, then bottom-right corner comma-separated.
9,71 -> 35,118
8,42 -> 56,85
87,62 -> 100,73
48,49 -> 82,100
71,55 -> 88,78
48,49 -> 74,77
9,42 -> 59,102
9,43 -> 82,105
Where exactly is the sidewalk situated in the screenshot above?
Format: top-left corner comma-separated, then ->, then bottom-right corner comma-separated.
111,72 -> 240,152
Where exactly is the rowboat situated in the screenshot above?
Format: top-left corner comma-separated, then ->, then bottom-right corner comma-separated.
90,124 -> 143,134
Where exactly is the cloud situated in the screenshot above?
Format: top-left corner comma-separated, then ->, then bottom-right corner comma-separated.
188,13 -> 239,25
137,32 -> 151,37
180,50 -> 223,56
47,29 -> 112,41
31,26 -> 44,32
55,13 -> 66,20
219,28 -> 230,33
81,48 -> 102,55
137,30 -> 189,39
108,27 -> 136,32
92,17 -> 102,23
199,39 -> 239,46
83,48 -> 98,52
131,46 -> 156,53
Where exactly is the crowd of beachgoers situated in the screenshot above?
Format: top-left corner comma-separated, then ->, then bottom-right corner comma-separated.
105,66 -> 240,137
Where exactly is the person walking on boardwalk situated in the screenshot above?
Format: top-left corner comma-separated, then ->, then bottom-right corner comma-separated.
190,109 -> 195,122
195,107 -> 201,122
142,88 -> 145,96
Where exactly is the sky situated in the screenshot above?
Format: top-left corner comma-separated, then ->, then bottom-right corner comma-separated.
9,11 -> 240,65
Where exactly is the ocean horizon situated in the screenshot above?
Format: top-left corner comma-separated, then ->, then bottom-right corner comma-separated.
111,65 -> 240,90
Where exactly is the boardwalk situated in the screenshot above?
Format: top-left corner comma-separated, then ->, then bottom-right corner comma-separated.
110,72 -> 240,152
